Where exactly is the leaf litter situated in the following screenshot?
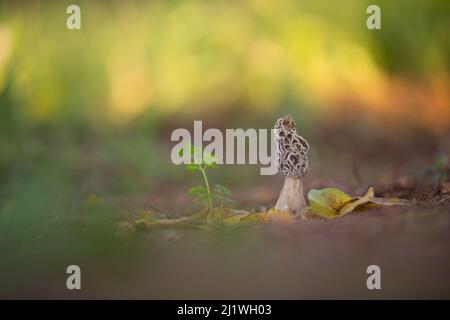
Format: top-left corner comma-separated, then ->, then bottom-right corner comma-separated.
114,186 -> 415,236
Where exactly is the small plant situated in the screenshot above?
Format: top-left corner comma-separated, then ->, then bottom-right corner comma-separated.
182,146 -> 234,211
211,184 -> 234,208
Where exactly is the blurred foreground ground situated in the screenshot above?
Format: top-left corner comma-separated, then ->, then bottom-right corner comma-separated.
1,146 -> 449,299
3,202 -> 450,299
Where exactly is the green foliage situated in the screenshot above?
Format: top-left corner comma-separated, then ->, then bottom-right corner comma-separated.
182,145 -> 234,210
212,184 -> 235,208
188,185 -> 210,205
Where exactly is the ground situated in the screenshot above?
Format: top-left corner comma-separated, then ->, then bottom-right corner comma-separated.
3,180 -> 450,299
1,117 -> 449,299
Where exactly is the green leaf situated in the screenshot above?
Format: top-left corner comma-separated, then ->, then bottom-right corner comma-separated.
180,143 -> 205,164
307,188 -> 352,218
214,184 -> 231,195
203,152 -> 217,166
188,185 -> 208,197
187,163 -> 199,172
190,145 -> 203,163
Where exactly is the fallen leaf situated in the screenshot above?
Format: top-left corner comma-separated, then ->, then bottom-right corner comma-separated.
207,208 -> 229,224
338,187 -> 374,215
307,188 -> 353,218
366,197 -> 413,206
267,208 -> 296,223
306,186 -> 413,219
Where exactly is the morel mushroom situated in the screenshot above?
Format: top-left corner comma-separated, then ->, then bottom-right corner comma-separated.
274,115 -> 309,214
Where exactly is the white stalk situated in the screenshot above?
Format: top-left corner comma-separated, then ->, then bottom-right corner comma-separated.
274,177 -> 306,214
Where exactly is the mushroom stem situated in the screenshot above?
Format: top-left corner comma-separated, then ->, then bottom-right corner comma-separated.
275,177 -> 306,214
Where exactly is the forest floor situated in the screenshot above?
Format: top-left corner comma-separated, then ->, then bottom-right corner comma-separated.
4,170 -> 450,299
2,128 -> 450,299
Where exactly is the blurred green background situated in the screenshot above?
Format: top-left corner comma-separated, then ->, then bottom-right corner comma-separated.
0,0 -> 449,298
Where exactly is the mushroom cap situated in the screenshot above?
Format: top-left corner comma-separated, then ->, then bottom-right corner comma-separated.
275,114 -> 296,131
274,115 -> 309,178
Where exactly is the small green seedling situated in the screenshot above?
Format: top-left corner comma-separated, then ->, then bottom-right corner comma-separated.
181,145 -> 234,211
